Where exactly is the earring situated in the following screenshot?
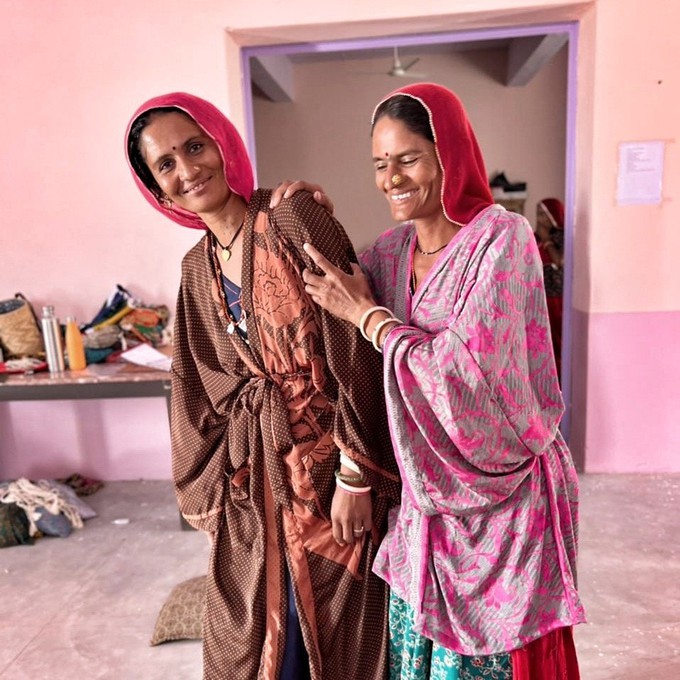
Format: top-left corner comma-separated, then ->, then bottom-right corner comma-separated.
392,174 -> 405,187
160,195 -> 173,208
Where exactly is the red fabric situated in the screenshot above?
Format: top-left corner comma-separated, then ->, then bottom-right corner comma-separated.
124,92 -> 254,230
511,627 -> 580,680
372,83 -> 494,225
539,198 -> 565,229
538,238 -> 552,265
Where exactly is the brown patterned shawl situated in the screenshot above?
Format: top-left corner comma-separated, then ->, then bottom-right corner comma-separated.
171,189 -> 400,679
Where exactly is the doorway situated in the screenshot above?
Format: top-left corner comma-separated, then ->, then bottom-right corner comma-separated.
238,21 -> 578,439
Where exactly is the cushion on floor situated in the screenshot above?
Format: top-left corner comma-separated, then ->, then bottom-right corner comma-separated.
150,575 -> 206,646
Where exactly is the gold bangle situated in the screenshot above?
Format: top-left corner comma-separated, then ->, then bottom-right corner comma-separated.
334,469 -> 363,485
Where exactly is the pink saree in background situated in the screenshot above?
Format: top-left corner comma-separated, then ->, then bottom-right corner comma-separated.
363,204 -> 586,656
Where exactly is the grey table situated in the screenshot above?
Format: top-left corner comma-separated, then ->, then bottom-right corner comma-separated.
0,361 -> 171,403
0,361 -> 193,529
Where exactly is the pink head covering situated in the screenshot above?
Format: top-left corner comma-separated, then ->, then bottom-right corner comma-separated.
124,92 -> 254,230
372,83 -> 493,225
538,198 -> 564,230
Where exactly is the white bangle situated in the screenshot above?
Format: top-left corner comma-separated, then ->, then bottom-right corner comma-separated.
358,306 -> 392,341
335,477 -> 372,495
339,452 -> 361,474
371,317 -> 401,352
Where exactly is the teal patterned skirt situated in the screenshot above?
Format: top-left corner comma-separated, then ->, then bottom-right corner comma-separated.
389,594 -> 512,680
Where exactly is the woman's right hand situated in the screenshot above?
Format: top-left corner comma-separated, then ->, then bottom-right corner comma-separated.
302,243 -> 375,326
269,180 -> 334,214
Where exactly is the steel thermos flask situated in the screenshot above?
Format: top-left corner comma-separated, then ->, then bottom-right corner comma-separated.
41,305 -> 65,373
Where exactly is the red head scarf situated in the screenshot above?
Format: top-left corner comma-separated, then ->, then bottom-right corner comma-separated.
538,198 -> 564,230
372,83 -> 493,225
124,92 -> 254,230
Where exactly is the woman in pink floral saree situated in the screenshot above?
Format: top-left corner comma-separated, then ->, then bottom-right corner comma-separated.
297,83 -> 586,679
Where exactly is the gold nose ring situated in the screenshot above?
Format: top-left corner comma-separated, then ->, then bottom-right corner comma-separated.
392,174 -> 405,187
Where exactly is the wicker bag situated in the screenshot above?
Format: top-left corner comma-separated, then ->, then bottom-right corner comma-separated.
0,293 -> 45,358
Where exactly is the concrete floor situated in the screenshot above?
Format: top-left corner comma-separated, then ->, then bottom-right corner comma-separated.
1,474 -> 678,679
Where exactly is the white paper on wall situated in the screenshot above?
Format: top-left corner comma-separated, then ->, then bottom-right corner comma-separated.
616,141 -> 665,205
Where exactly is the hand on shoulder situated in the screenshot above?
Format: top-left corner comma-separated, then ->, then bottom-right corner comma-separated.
269,180 -> 334,214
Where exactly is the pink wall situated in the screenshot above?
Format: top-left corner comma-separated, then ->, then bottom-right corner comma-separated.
571,1 -> 679,315
1,0 -> 678,477
582,312 -> 680,472
1,399 -> 171,481
1,0 -> 233,481
569,0 -> 680,471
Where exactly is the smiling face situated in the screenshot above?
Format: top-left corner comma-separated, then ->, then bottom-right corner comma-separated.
139,111 -> 231,218
371,116 -> 444,227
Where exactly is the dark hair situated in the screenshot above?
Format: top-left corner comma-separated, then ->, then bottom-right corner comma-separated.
127,106 -> 186,201
372,95 -> 434,143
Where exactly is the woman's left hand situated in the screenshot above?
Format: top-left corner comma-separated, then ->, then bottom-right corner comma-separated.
302,243 -> 375,326
330,486 -> 373,546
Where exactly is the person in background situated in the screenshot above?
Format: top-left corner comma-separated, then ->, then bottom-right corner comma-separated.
272,83 -> 585,679
535,198 -> 565,378
125,92 -> 399,680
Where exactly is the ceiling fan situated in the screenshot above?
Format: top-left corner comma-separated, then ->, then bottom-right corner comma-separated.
387,46 -> 427,79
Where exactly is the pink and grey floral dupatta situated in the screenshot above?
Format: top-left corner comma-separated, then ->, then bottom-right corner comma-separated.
363,83 -> 586,655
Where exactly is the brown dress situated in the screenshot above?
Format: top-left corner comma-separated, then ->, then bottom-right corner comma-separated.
170,189 -> 400,679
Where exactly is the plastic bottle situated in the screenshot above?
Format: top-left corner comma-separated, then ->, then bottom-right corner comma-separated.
41,306 -> 65,373
65,316 -> 87,371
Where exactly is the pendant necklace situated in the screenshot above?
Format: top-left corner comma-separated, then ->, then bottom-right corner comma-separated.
210,229 -> 248,340
214,222 -> 244,261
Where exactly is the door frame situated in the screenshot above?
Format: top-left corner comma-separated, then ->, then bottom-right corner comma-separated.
239,20 -> 579,439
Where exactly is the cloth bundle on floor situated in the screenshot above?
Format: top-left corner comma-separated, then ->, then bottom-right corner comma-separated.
0,478 -> 84,537
0,501 -> 33,547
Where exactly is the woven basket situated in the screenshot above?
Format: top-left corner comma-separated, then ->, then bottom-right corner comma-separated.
0,294 -> 45,358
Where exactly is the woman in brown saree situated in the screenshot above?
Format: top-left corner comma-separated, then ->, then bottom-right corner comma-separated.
125,92 -> 399,680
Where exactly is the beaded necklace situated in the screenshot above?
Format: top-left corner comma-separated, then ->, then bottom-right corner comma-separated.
415,240 -> 448,256
210,233 -> 248,338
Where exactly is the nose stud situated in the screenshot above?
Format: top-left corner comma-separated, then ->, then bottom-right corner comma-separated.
392,174 -> 405,187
